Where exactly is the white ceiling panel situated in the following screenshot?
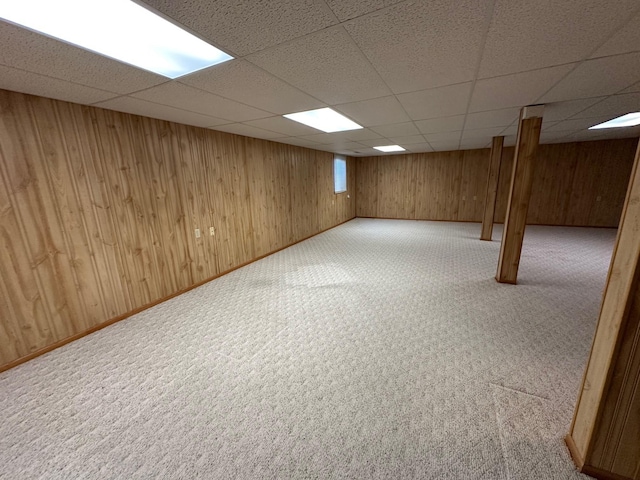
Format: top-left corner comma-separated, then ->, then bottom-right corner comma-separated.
371,122 -> 420,138
464,107 -> 520,130
502,135 -> 518,147
478,0 -> 639,77
621,82 -> 640,94
0,65 -> 118,105
0,22 -> 166,94
300,129 -> 383,145
325,0 -> 404,22
212,123 -> 287,139
132,82 -> 272,122
357,138 -> 395,148
542,98 -> 607,122
179,60 -> 324,115
397,83 -> 473,121
415,116 -> 466,135
387,135 -> 428,145
405,143 -> 434,153
334,96 -> 410,127
424,131 -> 462,143
590,12 -> 640,58
138,0 -> 338,57
459,139 -> 491,150
469,64 -> 575,113
544,116 -> 614,133
93,96 -> 228,128
273,137 -> 323,148
345,1 -> 493,93
430,141 -> 461,152
247,26 -> 391,105
539,52 -> 640,104
461,127 -> 506,141
243,116 -> 320,137
569,93 -> 640,119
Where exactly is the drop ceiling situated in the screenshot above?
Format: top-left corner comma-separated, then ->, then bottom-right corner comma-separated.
1,0 -> 640,156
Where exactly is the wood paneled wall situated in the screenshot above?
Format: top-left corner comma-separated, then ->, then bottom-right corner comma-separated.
0,89 -> 355,370
357,138 -> 637,227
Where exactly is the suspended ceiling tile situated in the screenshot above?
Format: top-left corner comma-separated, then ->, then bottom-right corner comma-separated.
464,107 -> 520,130
590,13 -> 640,58
539,52 -> 640,103
273,137 -> 324,148
314,141 -> 366,151
0,65 -> 118,105
397,83 -> 473,121
460,126 -> 506,141
478,0 -> 638,77
300,129 -> 383,145
93,96 -> 228,128
371,122 -> 420,138
544,116 -> 613,133
502,135 -> 518,147
542,97 -> 607,122
357,138 -> 395,148
405,143 -> 434,153
179,60 -> 324,115
334,96 -> 410,127
415,115 -> 466,135
211,123 -> 286,139
243,116 -> 319,136
424,131 -> 462,143
469,64 -> 575,113
139,0 -> 338,56
430,141 -> 460,152
132,82 -> 272,122
387,135 -> 428,145
247,26 -> 391,105
345,1 -> 492,93
0,22 -> 166,94
325,0 -> 404,21
459,139 -> 491,150
570,93 -> 640,119
621,82 -> 640,94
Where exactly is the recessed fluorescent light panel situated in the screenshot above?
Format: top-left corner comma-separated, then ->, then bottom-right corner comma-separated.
373,145 -> 406,152
0,0 -> 233,78
283,108 -> 363,133
589,112 -> 640,130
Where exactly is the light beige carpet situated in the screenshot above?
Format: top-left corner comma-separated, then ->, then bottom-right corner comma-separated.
0,218 -> 613,479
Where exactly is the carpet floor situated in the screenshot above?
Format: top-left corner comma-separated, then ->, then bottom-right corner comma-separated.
0,218 -> 615,479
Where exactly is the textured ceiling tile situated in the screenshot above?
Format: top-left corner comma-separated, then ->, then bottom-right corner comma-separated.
371,122 -> 420,137
539,52 -> 640,103
569,93 -> 640,119
132,82 -> 271,122
502,135 -> 518,147
460,139 -> 491,149
621,82 -> 640,94
345,1 -> 493,93
358,138 -> 394,147
387,135 -> 428,145
461,127 -> 506,141
415,115 -> 466,134
540,131 -> 572,144
0,65 -> 118,105
0,22 -> 166,94
405,143 -> 434,153
424,131 -> 462,143
211,123 -> 286,139
542,98 -> 607,122
396,83 -> 473,121
334,96 -> 410,127
93,96 -> 228,128
247,26 -> 390,105
138,0 -> 338,56
314,141 -> 366,150
325,0 -> 404,21
340,128 -> 385,141
243,116 -> 319,136
273,137 -> 323,148
591,13 -> 640,58
544,116 -> 614,133
178,60 -> 323,115
430,141 -> 460,152
300,129 -> 383,144
470,64 -> 575,112
478,0 -> 638,77
464,107 -> 520,130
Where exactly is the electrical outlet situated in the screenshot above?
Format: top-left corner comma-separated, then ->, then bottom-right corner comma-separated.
195,228 -> 201,238
210,227 -> 215,236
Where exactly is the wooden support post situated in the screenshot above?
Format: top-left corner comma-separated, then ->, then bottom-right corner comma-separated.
566,139 -> 640,480
480,136 -> 504,241
495,106 -> 543,284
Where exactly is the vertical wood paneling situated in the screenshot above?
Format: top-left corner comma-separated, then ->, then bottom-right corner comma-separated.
0,89 -> 355,370
358,140 -> 636,226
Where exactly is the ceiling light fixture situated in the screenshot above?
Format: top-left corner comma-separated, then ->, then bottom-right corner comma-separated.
373,145 -> 406,152
0,0 -> 233,79
283,108 -> 363,133
588,112 -> 640,130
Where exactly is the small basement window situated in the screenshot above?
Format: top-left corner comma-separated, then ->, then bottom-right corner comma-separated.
334,156 -> 347,194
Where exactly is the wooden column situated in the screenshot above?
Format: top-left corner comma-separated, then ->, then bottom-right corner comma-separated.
566,139 -> 640,480
495,105 -> 543,284
480,136 -> 504,241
